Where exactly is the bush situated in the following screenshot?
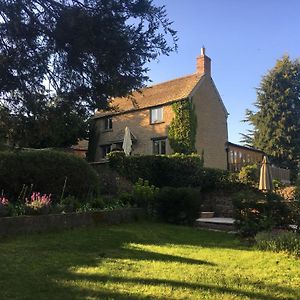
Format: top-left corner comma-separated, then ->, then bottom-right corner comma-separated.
0,150 -> 100,203
238,164 -> 258,187
155,187 -> 201,225
233,190 -> 291,237
255,230 -> 300,257
132,178 -> 159,210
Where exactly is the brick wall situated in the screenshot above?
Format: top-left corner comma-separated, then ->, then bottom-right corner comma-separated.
94,104 -> 175,160
192,76 -> 228,170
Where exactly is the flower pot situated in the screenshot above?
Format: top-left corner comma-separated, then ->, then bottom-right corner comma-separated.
25,205 -> 50,215
0,205 -> 9,217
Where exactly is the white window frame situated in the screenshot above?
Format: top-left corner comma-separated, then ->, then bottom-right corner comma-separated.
104,117 -> 113,130
150,107 -> 163,124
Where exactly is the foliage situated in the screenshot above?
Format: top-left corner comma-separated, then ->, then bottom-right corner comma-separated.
238,164 -> 259,187
108,151 -> 249,194
275,185 -> 296,201
243,55 -> 300,179
168,101 -> 197,154
25,192 -> 51,215
233,190 -> 291,237
132,178 -> 159,212
1,98 -> 89,148
59,196 -> 82,213
255,230 -> 300,257
0,0 -> 177,148
155,187 -> 201,225
0,150 -> 99,203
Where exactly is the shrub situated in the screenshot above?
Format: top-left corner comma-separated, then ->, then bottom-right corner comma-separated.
155,187 -> 201,225
238,164 -> 258,187
233,190 -> 291,237
132,178 -> 159,211
255,230 -> 300,257
0,150 -> 99,203
88,197 -> 105,210
60,196 -> 81,212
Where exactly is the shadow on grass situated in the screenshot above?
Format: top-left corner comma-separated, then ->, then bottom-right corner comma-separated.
58,273 -> 298,300
107,247 -> 216,266
0,221 -> 299,299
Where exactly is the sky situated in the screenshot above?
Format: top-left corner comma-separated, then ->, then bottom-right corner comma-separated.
146,0 -> 300,144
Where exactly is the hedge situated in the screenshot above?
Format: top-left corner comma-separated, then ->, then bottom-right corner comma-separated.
0,150 -> 99,203
108,152 -> 239,191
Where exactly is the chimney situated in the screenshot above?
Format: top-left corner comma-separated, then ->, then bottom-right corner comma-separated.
196,47 -> 211,76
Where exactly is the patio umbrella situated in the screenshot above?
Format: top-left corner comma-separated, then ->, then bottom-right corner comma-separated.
259,156 -> 274,191
122,126 -> 132,156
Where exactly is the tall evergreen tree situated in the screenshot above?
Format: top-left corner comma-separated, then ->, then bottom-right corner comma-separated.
0,0 -> 177,147
243,56 -> 300,177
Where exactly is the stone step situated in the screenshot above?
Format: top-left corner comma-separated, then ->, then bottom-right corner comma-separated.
195,217 -> 235,232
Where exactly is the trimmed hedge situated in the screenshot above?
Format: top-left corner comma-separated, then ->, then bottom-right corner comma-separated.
108,152 -> 236,190
0,150 -> 99,203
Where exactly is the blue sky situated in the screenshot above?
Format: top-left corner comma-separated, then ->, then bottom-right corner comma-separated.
146,0 -> 300,144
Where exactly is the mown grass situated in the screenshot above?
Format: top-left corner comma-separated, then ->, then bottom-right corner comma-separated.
0,222 -> 299,299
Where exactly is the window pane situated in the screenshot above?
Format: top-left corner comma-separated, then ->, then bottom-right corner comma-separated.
153,141 -> 159,154
157,108 -> 162,122
151,107 -> 163,123
160,140 -> 166,154
104,117 -> 112,129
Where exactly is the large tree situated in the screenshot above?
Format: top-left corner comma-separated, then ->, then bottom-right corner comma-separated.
243,55 -> 300,177
0,0 -> 177,147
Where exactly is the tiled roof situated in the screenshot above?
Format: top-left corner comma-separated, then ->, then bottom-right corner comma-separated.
95,73 -> 203,117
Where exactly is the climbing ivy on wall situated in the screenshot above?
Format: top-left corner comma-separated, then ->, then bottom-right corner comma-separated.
168,100 -> 197,154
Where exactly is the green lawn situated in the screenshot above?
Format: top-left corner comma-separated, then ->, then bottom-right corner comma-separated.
0,222 -> 299,300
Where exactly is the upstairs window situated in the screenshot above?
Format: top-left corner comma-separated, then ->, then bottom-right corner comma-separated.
150,107 -> 163,124
104,117 -> 112,130
153,138 -> 166,155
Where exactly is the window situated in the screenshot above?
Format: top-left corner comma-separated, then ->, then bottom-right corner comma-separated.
153,138 -> 166,155
101,144 -> 111,157
150,107 -> 163,124
104,117 -> 112,130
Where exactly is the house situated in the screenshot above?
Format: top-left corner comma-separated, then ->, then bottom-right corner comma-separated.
90,47 -> 229,170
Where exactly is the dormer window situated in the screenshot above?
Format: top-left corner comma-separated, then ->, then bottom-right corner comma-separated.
150,107 -> 163,124
104,117 -> 112,130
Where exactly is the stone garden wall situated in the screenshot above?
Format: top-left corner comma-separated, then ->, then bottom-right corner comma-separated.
0,208 -> 145,239
201,192 -> 234,218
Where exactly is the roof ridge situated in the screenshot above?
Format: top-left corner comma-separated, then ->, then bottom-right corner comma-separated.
144,72 -> 201,89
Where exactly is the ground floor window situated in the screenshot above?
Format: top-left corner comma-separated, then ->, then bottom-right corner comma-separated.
153,138 -> 166,155
101,144 -> 111,158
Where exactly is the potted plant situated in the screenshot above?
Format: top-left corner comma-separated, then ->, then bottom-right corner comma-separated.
25,192 -> 51,215
0,196 -> 10,217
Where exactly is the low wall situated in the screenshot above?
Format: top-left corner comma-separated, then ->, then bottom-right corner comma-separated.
0,208 -> 145,239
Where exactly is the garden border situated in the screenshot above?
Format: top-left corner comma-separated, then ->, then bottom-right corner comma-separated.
0,208 -> 145,238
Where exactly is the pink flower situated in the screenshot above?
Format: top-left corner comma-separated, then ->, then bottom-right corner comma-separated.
0,196 -> 9,206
